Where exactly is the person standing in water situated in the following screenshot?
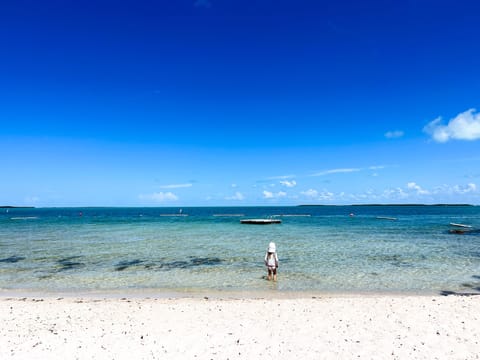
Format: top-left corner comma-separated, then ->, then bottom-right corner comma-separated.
264,242 -> 279,281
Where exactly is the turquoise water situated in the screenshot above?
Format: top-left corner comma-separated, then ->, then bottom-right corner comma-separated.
1,206 -> 479,294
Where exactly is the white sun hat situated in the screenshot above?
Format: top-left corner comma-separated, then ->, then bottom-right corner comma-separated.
268,242 -> 276,253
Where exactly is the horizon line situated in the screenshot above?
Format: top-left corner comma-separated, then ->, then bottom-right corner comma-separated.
2,203 -> 476,209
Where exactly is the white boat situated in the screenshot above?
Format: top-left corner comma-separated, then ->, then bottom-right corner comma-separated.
449,223 -> 472,228
376,216 -> 397,221
240,219 -> 281,224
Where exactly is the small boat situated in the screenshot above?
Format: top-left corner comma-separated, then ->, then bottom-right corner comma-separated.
449,229 -> 467,234
449,228 -> 480,235
240,219 -> 282,225
449,223 -> 472,228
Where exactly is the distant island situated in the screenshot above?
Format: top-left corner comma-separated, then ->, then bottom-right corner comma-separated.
0,206 -> 35,209
298,204 -> 474,207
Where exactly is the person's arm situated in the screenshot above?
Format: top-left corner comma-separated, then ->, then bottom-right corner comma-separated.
264,252 -> 268,266
275,253 -> 279,268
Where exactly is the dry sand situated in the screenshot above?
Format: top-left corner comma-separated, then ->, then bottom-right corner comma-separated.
1,294 -> 479,359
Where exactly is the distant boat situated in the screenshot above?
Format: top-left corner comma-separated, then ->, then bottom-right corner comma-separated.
240,219 -> 282,225
213,214 -> 244,217
160,214 -> 188,217
160,209 -> 188,217
271,214 -> 311,217
449,228 -> 480,235
449,223 -> 472,228
376,216 -> 398,221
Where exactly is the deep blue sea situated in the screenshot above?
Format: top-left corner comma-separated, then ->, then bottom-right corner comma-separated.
1,206 -> 479,295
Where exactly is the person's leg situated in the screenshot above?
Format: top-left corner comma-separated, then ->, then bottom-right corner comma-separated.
273,268 -> 277,281
267,268 -> 272,281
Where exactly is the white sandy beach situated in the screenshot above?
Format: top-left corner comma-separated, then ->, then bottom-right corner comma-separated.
1,294 -> 479,360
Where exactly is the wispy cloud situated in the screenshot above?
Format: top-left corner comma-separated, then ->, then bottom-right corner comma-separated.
159,183 -> 193,189
280,180 -> 297,188
139,192 -> 178,202
267,175 -> 296,180
385,130 -> 404,139
424,108 -> 480,142
311,168 -> 361,176
225,192 -> 245,201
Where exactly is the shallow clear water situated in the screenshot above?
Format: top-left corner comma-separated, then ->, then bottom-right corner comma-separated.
1,206 -> 479,294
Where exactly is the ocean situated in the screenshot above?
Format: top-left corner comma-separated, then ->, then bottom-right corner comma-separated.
1,206 -> 479,295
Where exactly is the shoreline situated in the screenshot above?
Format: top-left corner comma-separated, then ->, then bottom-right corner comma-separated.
0,287 -> 466,300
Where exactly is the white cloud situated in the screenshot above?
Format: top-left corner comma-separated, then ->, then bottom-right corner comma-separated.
301,189 -> 318,198
317,191 -> 334,200
312,168 -> 361,176
385,130 -> 404,139
280,180 -> 297,188
382,187 -> 409,200
225,192 -> 245,201
430,183 -> 478,196
407,182 -> 430,195
424,108 -> 480,142
263,190 -> 286,199
300,189 -> 334,201
159,183 -> 193,189
405,182 -> 477,198
450,183 -> 477,194
295,182 -> 477,204
263,191 -> 274,199
139,192 -> 178,202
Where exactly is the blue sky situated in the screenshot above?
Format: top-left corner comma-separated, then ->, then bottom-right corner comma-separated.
1,0 -> 480,206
